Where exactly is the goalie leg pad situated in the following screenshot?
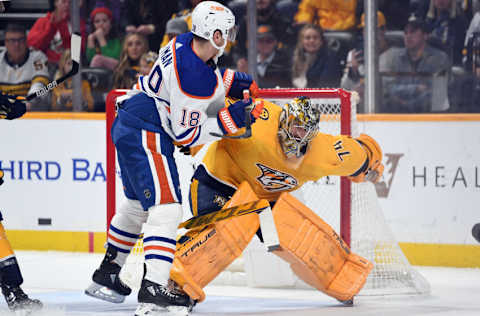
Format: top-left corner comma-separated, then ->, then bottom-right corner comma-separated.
271,192 -> 373,302
170,182 -> 260,302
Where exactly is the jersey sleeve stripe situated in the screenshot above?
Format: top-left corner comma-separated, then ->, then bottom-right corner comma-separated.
176,126 -> 200,146
176,126 -> 195,139
138,75 -> 145,90
172,37 -> 219,100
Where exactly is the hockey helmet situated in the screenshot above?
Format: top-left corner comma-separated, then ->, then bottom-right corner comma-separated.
191,1 -> 236,57
278,96 -> 320,157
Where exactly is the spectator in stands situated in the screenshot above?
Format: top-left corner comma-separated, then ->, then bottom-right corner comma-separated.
124,0 -> 178,52
87,0 -> 129,33
113,33 -> 149,89
294,0 -> 358,31
139,51 -> 159,76
236,25 -> 291,88
86,7 -> 122,70
27,0 -> 87,71
232,0 -> 296,71
51,49 -> 94,111
380,16 -> 450,113
159,0 -> 205,48
423,0 -> 469,65
162,18 -> 189,46
0,23 -> 50,111
291,24 -> 342,88
373,0 -> 413,30
341,12 -> 391,110
450,23 -> 480,112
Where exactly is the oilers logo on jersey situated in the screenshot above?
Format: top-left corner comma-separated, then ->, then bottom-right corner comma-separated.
255,163 -> 298,192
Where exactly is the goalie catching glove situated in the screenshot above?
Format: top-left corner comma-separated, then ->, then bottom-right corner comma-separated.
217,98 -> 264,135
0,92 -> 27,120
349,133 -> 384,183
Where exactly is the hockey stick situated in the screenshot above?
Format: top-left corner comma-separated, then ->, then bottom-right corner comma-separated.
210,90 -> 252,139
25,33 -> 82,101
178,199 -> 270,229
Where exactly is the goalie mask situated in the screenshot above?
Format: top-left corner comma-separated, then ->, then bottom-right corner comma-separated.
191,1 -> 237,59
278,97 -> 320,158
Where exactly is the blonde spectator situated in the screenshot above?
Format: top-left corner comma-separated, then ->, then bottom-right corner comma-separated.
51,49 -> 94,111
294,0 -> 358,31
113,33 -> 149,89
86,7 -> 122,70
291,24 -> 342,88
139,51 -> 159,76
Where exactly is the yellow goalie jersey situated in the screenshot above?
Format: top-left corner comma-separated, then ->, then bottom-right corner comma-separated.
201,100 -> 368,201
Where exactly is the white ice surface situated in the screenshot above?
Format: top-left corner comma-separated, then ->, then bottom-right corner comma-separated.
0,251 -> 479,316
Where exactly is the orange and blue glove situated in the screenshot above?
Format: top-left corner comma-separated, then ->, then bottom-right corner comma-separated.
221,69 -> 259,100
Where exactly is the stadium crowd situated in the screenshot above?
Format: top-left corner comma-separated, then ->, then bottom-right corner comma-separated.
1,0 -> 479,113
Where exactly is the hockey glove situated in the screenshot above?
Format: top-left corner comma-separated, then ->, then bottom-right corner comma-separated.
0,93 -> 27,120
217,98 -> 264,135
348,134 -> 384,183
0,170 -> 4,186
222,69 -> 259,99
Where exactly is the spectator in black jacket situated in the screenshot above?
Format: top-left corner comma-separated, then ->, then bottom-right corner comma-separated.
424,0 -> 469,65
124,0 -> 178,52
248,25 -> 292,88
232,0 -> 296,72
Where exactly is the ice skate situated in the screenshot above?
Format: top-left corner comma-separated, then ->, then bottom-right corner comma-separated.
1,284 -> 42,315
85,247 -> 131,303
134,279 -> 193,316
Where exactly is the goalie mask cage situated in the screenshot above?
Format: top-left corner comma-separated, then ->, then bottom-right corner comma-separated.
105,88 -> 430,296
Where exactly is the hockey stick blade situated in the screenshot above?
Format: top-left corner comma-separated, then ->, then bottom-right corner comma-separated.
179,199 -> 270,229
26,33 -> 81,101
209,108 -> 252,139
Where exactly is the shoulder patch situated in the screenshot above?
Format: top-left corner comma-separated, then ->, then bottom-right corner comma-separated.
259,107 -> 269,120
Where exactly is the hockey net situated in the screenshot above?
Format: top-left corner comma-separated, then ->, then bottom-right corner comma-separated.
105,88 -> 430,296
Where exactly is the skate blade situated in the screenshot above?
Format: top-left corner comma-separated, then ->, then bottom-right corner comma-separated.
85,282 -> 126,303
134,303 -> 189,316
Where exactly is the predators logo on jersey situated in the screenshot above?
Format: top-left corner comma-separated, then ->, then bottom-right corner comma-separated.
255,163 -> 298,192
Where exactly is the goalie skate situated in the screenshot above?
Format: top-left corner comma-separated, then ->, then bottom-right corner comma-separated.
1,284 -> 42,315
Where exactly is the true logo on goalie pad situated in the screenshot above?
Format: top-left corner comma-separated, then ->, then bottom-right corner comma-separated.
180,228 -> 216,258
256,163 -> 297,192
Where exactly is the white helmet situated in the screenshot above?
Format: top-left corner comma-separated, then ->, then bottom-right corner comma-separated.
191,1 -> 236,57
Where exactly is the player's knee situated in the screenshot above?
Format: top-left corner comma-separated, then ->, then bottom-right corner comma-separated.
113,198 -> 148,231
146,203 -> 183,226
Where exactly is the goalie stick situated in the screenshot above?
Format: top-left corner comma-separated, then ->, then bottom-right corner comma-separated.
25,33 -> 81,101
178,199 -> 270,229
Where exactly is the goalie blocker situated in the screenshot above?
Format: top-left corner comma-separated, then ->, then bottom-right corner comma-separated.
169,182 -> 373,303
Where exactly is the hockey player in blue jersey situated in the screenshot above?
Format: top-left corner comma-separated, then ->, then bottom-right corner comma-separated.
85,1 -> 263,315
